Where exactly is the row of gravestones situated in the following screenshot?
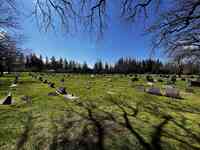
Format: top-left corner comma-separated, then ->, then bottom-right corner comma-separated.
135,85 -> 181,99
30,74 -> 69,96
131,75 -> 177,84
132,74 -> 200,88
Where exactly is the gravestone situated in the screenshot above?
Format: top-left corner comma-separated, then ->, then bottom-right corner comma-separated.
165,87 -> 181,99
147,87 -> 162,96
57,87 -> 67,94
190,80 -> 200,87
2,92 -> 12,105
49,82 -> 55,88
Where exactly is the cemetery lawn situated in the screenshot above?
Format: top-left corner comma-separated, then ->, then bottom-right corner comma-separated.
0,73 -> 200,150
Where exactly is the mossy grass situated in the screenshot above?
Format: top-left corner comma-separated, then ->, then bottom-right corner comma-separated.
0,73 -> 200,150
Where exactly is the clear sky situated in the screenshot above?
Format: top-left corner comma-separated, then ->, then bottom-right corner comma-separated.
20,0 -> 165,65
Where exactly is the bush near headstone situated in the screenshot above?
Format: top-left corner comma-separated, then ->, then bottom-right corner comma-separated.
190,75 -> 195,78
43,80 -> 48,84
146,75 -> 154,82
131,77 -> 139,82
181,78 -> 186,81
158,79 -> 163,82
38,77 -> 43,82
170,75 -> 176,84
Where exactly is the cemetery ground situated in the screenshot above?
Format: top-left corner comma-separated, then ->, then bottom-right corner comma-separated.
0,73 -> 200,150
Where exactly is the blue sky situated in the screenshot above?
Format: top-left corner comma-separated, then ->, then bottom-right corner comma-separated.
20,0 -> 165,65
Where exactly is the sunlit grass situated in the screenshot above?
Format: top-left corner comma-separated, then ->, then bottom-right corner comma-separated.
0,73 -> 200,150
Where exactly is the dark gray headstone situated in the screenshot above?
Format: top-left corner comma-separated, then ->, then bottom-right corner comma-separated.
190,80 -> 200,87
57,87 -> 67,94
147,87 -> 162,96
49,82 -> 55,88
2,93 -> 12,105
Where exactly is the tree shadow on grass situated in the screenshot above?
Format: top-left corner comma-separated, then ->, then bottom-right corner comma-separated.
49,102 -> 109,150
16,113 -> 33,150
26,95 -> 200,150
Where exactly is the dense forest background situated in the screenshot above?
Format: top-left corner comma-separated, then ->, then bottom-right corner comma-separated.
1,51 -> 200,75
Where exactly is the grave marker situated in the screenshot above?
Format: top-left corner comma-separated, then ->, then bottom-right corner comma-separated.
2,92 -> 12,105
190,80 -> 200,87
165,87 -> 181,99
147,87 -> 162,96
49,82 -> 55,88
56,87 -> 67,95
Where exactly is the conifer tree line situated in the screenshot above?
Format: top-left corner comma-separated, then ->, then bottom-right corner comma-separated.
1,52 -> 200,75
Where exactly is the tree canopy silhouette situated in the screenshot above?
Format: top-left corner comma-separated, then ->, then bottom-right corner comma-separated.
0,0 -> 200,62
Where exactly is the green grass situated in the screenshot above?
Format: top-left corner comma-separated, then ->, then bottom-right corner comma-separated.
0,73 -> 200,150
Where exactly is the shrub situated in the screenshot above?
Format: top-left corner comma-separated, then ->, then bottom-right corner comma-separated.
146,75 -> 154,82
131,77 -> 139,82
170,75 -> 176,83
